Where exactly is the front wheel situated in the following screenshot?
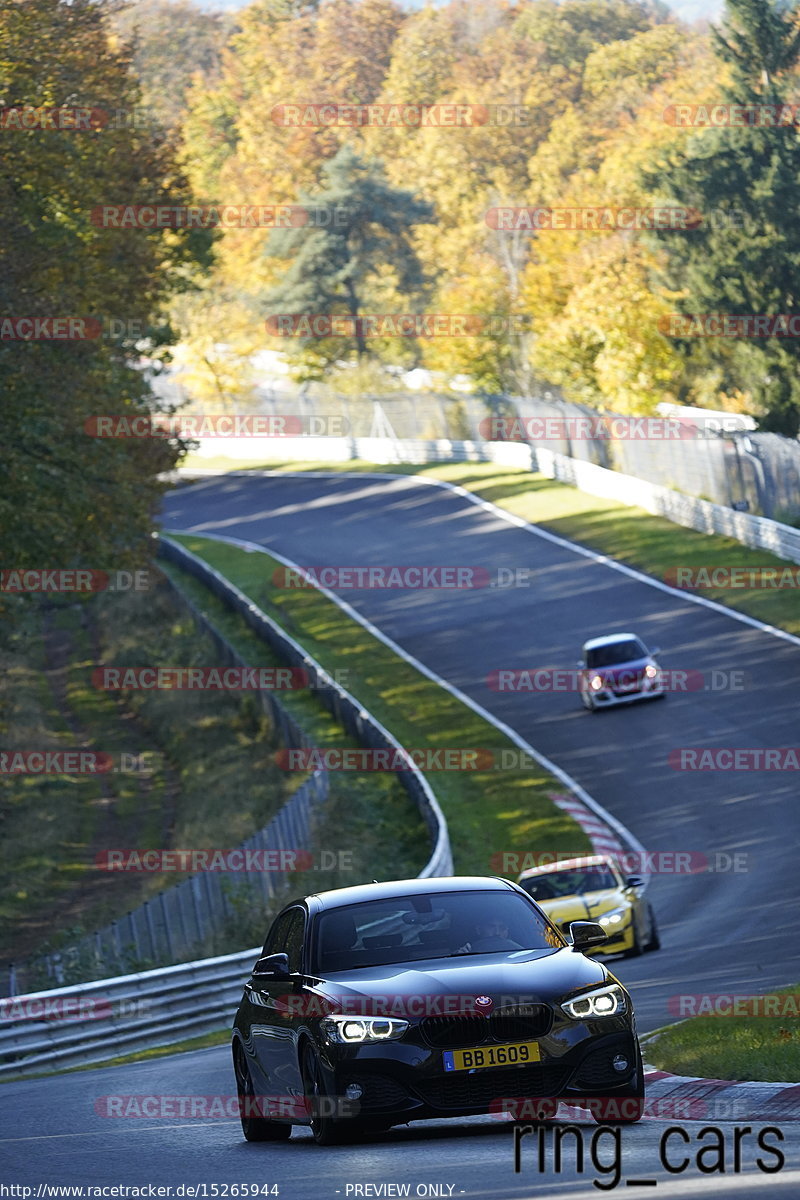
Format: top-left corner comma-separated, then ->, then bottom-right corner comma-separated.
233,1043 -> 291,1142
645,904 -> 661,951
626,917 -> 644,958
302,1046 -> 352,1146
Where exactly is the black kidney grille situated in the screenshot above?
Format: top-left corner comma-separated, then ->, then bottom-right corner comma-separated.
490,1004 -> 552,1041
420,1015 -> 489,1049
416,1065 -> 570,1110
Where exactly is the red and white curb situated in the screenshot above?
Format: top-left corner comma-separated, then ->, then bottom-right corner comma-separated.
496,1073 -> 800,1124
548,792 -> 627,861
639,1067 -> 800,1122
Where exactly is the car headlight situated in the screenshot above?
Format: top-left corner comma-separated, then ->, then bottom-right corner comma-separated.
644,664 -> 658,679
597,906 -> 630,927
561,984 -> 627,1020
590,674 -> 605,691
320,1015 -> 409,1044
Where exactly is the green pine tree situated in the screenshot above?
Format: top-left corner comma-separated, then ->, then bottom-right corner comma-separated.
262,145 -> 434,374
647,0 -> 800,434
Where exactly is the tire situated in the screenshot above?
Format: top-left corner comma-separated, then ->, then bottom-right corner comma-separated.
626,917 -> 644,958
302,1045 -> 352,1146
645,904 -> 661,952
591,1049 -> 645,1125
581,690 -> 596,712
233,1043 -> 291,1142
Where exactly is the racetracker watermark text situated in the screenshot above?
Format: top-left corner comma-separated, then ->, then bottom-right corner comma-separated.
0,751 -> 113,774
660,313 -> 800,337
486,668 -> 744,693
265,314 -> 528,337
479,414 -> 744,440
665,565 -> 800,589
669,993 -> 800,1017
669,748 -> 800,770
490,850 -> 748,874
83,415 -> 348,437
270,103 -> 534,126
485,206 -> 701,231
94,849 -> 314,872
90,205 -> 354,228
272,565 -> 531,589
1,569 -> 150,593
91,667 -> 312,691
94,1094 -> 358,1119
275,748 -> 495,771
664,102 -> 800,126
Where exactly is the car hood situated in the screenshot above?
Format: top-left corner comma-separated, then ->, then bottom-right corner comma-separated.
589,657 -> 651,683
311,947 -> 608,1012
538,890 -> 629,925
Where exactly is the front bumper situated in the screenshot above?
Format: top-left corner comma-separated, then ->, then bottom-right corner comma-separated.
317,1021 -> 640,1124
587,679 -> 664,708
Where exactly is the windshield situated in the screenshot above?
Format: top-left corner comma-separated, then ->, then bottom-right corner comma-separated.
585,639 -> 647,668
312,890 -> 563,972
519,867 -> 618,901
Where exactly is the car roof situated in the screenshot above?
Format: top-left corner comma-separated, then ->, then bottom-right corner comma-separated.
518,854 -> 617,881
582,633 -> 641,651
304,875 -> 518,911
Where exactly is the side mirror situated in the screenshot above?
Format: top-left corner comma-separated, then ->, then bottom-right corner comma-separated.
625,875 -> 644,889
577,660 -> 585,668
568,921 -> 609,952
649,647 -> 661,658
252,952 -> 290,980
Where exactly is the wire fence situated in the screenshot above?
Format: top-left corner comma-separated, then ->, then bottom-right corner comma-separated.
3,576 -> 328,996
1,537 -> 453,998
201,387 -> 800,521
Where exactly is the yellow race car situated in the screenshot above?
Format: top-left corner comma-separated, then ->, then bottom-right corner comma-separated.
516,855 -> 660,958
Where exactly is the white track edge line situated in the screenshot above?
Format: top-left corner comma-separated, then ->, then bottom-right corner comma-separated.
181,467 -> 800,649
165,526 -> 649,879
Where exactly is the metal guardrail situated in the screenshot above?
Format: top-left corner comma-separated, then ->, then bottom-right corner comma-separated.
157,537 -> 453,881
530,445 -> 800,567
0,949 -> 258,1075
1,538 -> 452,1077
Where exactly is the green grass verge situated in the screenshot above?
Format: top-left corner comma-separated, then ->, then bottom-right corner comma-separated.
643,984 -> 800,1082
181,457 -> 800,637
168,534 -> 592,876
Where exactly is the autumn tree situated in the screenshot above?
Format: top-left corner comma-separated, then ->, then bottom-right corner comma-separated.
0,0 -> 209,571
109,0 -> 229,132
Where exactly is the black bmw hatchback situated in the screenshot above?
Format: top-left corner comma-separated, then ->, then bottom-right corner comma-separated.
232,876 -> 644,1144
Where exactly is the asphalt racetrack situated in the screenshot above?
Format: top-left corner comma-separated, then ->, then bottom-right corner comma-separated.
1,1045 -> 799,1195
160,471 -> 800,1030
3,470 -> 798,1199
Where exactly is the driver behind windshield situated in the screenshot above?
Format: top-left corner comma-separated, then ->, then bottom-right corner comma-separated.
457,917 -> 522,954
